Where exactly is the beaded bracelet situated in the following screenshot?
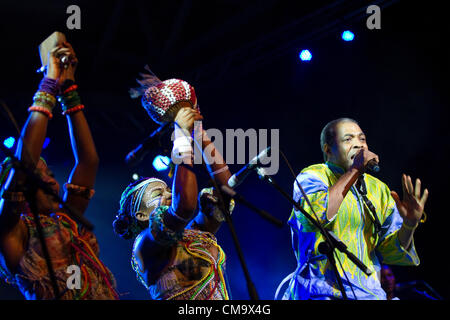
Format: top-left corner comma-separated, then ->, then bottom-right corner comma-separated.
63,84 -> 78,94
64,183 -> 95,200
33,91 -> 57,106
62,104 -> 85,116
28,106 -> 53,119
58,86 -> 84,115
31,91 -> 56,118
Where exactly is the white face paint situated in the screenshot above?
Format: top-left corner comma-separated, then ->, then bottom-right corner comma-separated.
134,180 -> 172,222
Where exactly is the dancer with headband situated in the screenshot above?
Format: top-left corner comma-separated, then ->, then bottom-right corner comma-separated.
113,71 -> 234,300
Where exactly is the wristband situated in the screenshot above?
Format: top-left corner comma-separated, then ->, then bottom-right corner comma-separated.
212,165 -> 229,176
32,91 -> 56,116
64,183 -> 95,200
28,106 -> 53,119
58,85 -> 83,115
402,221 -> 418,231
173,136 -> 193,153
62,104 -> 85,116
38,77 -> 59,96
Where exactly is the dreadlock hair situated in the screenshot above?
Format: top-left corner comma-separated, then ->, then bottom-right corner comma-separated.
113,177 -> 166,240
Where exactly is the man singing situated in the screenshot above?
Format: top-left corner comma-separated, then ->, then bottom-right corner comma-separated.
279,118 -> 428,300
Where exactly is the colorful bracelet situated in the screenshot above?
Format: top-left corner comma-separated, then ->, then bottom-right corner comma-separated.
64,183 -> 95,200
63,84 -> 78,94
33,91 -> 57,106
38,77 -> 59,97
28,106 -> 53,119
58,86 -> 84,115
62,104 -> 85,116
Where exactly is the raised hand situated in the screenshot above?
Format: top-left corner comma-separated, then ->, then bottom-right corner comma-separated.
46,42 -> 78,84
391,174 -> 429,226
174,107 -> 203,135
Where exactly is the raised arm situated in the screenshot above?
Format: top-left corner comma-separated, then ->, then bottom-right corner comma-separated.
327,148 -> 378,220
0,45 -> 69,270
162,107 -> 203,231
59,42 -> 99,217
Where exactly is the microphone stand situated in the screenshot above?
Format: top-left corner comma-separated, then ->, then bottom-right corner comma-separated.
179,122 -> 275,300
220,185 -> 283,228
213,189 -> 260,300
256,167 -> 372,299
1,145 -> 95,300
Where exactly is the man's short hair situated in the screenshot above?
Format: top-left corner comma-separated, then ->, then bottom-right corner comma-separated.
320,118 -> 359,162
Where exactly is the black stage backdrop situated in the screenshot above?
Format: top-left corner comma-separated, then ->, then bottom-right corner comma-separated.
0,0 -> 448,301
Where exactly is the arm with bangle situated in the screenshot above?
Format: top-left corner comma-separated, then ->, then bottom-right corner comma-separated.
163,107 -> 202,232
191,125 -> 232,234
57,46 -> 99,216
0,46 -> 64,271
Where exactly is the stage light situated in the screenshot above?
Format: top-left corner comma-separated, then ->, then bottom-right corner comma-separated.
132,173 -> 140,181
152,155 -> 171,172
342,30 -> 355,41
299,49 -> 312,61
3,137 -> 15,149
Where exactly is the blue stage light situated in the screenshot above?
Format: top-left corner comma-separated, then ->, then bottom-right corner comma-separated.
299,49 -> 312,61
152,155 -> 171,172
43,137 -> 51,149
3,137 -> 15,149
132,173 -> 140,181
342,30 -> 355,41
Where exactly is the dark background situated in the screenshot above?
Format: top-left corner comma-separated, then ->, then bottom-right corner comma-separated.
0,0 -> 448,300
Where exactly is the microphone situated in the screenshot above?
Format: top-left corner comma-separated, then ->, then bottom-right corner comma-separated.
366,159 -> 380,173
227,146 -> 271,188
125,121 -> 173,167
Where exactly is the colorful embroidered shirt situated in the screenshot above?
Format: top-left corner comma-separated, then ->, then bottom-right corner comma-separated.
131,206 -> 229,300
281,162 -> 419,300
0,212 -> 118,300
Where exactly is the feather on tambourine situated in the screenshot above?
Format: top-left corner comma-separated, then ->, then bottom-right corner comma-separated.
130,66 -> 198,125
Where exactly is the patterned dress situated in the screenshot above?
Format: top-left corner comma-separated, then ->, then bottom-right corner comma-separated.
0,212 -> 118,300
279,162 -> 419,300
131,206 -> 229,300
